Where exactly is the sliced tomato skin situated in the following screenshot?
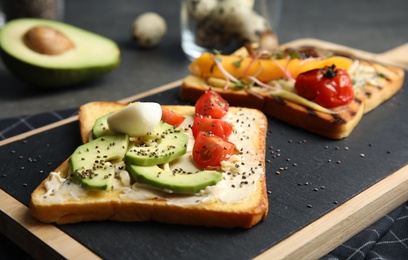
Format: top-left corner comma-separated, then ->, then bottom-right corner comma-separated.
161,107 -> 186,126
192,132 -> 235,168
195,89 -> 229,118
191,115 -> 233,140
295,65 -> 354,108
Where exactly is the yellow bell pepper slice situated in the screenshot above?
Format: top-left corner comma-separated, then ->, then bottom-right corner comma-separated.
189,52 -> 353,83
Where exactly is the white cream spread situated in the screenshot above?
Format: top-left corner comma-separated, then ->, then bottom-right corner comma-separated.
349,60 -> 381,90
43,172 -> 87,202
42,109 -> 265,206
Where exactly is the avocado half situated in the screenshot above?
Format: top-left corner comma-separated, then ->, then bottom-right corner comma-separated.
0,18 -> 120,88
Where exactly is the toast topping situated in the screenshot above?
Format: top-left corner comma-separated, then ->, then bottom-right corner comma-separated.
92,112 -> 116,138
121,109 -> 264,205
294,65 -> 354,108
43,172 -> 86,200
349,60 -> 384,91
42,107 -> 265,205
107,102 -> 162,136
40,90 -> 266,206
127,164 -> 222,194
189,52 -> 353,85
190,50 -> 395,116
69,134 -> 130,190
126,122 -> 189,166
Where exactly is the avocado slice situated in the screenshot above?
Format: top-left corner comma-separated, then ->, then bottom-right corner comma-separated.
126,122 -> 189,166
127,164 -> 222,194
92,112 -> 116,139
0,18 -> 120,88
69,134 -> 129,190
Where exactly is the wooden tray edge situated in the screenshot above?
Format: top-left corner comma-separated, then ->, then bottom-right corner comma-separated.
0,189 -> 101,259
256,163 -> 408,260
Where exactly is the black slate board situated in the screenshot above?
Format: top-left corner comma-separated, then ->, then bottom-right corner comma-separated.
1,80 -> 407,259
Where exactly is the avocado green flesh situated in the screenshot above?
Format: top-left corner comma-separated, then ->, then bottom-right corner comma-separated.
92,112 -> 116,138
71,164 -> 116,190
127,164 -> 222,194
73,115 -> 221,194
69,134 -> 129,190
125,122 -> 189,166
0,18 -> 120,88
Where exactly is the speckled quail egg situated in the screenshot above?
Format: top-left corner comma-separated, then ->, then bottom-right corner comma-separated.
240,11 -> 271,43
186,0 -> 218,21
208,0 -> 253,34
132,12 -> 167,48
244,0 -> 255,8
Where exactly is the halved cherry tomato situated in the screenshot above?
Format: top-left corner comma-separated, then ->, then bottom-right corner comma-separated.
295,65 -> 354,108
161,107 -> 185,126
191,115 -> 233,140
195,89 -> 229,118
192,132 -> 235,168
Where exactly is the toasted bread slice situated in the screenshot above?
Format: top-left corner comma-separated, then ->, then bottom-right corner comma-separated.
180,57 -> 404,139
30,102 -> 268,228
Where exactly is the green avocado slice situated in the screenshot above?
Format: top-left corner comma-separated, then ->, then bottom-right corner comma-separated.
0,18 -> 120,88
69,134 -> 129,190
127,164 -> 222,194
125,122 -> 189,166
92,112 -> 116,139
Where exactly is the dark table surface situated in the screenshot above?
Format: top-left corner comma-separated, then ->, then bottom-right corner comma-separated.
1,0 -> 408,259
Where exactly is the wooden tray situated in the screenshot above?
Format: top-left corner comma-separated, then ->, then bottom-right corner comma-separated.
1,39 -> 408,260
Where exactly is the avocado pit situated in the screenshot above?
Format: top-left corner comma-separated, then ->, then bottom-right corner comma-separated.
23,25 -> 75,55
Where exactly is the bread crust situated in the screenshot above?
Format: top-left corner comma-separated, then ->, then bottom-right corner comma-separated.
30,104 -> 268,228
79,101 -> 126,143
180,61 -> 404,139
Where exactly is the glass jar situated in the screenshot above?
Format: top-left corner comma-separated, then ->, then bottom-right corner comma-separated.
180,0 -> 282,60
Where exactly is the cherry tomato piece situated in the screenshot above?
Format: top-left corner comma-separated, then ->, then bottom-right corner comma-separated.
192,132 -> 235,168
195,89 -> 229,118
161,107 -> 185,126
295,65 -> 354,108
191,115 -> 233,140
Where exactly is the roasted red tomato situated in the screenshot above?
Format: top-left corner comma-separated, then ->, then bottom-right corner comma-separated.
295,65 -> 354,108
192,132 -> 235,168
195,89 -> 229,118
191,115 -> 233,140
161,107 -> 185,126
